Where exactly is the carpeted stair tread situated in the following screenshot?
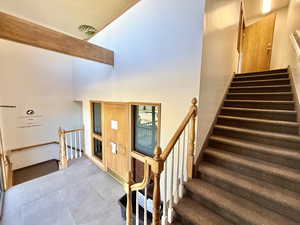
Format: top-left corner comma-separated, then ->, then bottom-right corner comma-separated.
204,148 -> 300,187
235,68 -> 288,76
174,197 -> 234,225
221,106 -> 296,114
231,78 -> 290,87
198,162 -> 300,221
185,179 -> 296,225
209,135 -> 300,163
233,72 -> 289,81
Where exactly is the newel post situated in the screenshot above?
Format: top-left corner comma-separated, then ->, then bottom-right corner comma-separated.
125,171 -> 133,225
58,127 -> 68,169
152,146 -> 164,225
187,98 -> 197,179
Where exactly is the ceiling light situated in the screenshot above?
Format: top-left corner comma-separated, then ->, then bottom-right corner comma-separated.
262,0 -> 272,14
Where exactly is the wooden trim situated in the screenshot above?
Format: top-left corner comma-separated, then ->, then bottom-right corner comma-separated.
9,141 -> 59,152
195,73 -> 236,170
63,128 -> 84,134
0,11 -> 114,65
161,106 -> 196,161
130,161 -> 150,191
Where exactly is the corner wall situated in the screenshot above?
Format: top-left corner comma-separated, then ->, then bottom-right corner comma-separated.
0,40 -> 83,169
73,0 -> 206,157
196,0 -> 241,154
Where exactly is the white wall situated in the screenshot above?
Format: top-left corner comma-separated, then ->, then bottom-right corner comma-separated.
0,40 -> 83,169
73,0 -> 206,157
196,0 -> 241,153
270,7 -> 290,69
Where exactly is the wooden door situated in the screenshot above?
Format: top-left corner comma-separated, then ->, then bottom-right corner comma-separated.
103,103 -> 130,182
242,14 -> 276,73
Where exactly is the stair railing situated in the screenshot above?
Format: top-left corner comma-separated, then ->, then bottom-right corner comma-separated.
125,98 -> 198,225
0,129 -> 12,190
58,127 -> 85,169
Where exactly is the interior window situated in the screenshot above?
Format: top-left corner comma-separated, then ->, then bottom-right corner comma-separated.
93,138 -> 103,160
133,105 -> 159,157
92,103 -> 102,135
91,102 -> 103,161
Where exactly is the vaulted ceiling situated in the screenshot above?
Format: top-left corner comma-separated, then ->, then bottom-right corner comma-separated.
0,0 -> 139,39
244,0 -> 290,21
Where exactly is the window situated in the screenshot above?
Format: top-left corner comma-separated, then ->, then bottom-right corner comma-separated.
92,103 -> 102,135
133,105 -> 160,157
91,102 -> 103,161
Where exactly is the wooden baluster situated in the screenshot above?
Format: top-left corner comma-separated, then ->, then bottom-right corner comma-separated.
126,172 -> 133,225
79,130 -> 82,157
58,128 -> 68,169
75,131 -> 78,159
187,98 -> 197,179
152,147 -> 163,225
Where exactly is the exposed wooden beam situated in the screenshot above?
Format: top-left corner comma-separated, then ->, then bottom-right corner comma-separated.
0,11 -> 114,65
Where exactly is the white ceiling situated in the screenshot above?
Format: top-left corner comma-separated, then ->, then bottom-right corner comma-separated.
244,0 -> 290,21
0,0 -> 139,39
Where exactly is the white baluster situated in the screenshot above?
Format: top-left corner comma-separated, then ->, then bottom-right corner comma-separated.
184,123 -> 190,182
161,161 -> 168,225
78,130 -> 82,157
65,134 -> 69,161
174,140 -> 180,204
70,132 -> 73,160
179,129 -> 186,198
144,186 -> 147,225
136,191 -> 139,225
75,131 -> 78,159
168,149 -> 175,223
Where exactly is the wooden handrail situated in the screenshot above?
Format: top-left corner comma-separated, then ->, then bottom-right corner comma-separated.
131,160 -> 151,191
126,98 -> 198,225
63,128 -> 84,134
161,98 -> 197,161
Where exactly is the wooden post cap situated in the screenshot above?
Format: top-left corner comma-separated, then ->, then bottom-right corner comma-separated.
154,146 -> 162,160
191,98 -> 197,106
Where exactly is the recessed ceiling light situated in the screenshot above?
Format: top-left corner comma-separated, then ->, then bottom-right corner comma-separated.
262,0 -> 272,14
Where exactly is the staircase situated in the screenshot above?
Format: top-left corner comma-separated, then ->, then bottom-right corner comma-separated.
173,68 -> 300,225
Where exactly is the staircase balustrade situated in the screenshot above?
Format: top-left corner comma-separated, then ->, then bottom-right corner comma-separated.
58,127 -> 85,169
125,98 -> 198,225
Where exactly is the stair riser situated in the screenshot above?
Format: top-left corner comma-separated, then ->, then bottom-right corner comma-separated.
235,69 -> 288,77
233,74 -> 289,82
220,109 -> 297,122
213,127 -> 300,150
185,189 -> 253,225
217,117 -> 298,135
199,172 -> 300,222
226,94 -> 293,101
231,80 -> 290,87
229,86 -> 291,93
223,101 -> 295,110
204,152 -> 300,193
208,139 -> 300,170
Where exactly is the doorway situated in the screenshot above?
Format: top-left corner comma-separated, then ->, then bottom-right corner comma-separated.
241,13 -> 276,73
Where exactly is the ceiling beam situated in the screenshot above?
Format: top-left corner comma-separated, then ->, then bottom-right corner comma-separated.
0,11 -> 114,65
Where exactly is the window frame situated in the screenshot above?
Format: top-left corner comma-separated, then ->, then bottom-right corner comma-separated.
90,101 -> 104,165
130,102 -> 161,156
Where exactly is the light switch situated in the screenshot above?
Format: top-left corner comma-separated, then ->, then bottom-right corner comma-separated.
111,120 -> 118,130
111,142 -> 117,154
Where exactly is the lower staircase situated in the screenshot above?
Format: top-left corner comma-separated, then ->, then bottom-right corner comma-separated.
173,68 -> 300,225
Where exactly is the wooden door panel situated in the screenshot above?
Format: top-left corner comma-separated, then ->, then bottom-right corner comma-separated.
242,14 -> 276,73
103,103 -> 130,182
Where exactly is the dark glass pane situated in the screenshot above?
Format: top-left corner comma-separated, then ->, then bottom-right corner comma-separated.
93,138 -> 103,160
92,103 -> 102,135
134,105 -> 158,157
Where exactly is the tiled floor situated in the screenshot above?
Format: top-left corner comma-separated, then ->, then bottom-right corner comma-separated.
1,157 -> 125,225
